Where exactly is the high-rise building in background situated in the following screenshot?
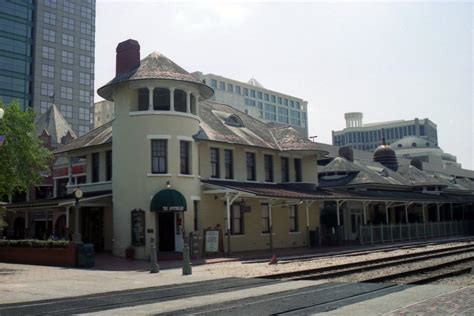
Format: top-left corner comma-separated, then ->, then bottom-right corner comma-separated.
0,0 -> 35,110
0,0 -> 96,137
332,112 -> 438,151
193,72 -> 309,137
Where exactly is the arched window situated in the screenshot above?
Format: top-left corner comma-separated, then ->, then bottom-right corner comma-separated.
225,114 -> 244,127
412,142 -> 417,147
425,142 -> 430,147
174,89 -> 187,112
153,88 -> 170,111
137,88 -> 149,111
190,94 -> 197,114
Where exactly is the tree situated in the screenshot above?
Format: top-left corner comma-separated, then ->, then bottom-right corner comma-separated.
0,100 -> 52,199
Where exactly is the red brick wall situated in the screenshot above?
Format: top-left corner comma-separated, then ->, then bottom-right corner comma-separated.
0,243 -> 77,267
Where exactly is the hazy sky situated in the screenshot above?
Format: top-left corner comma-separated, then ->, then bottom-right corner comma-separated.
94,1 -> 473,169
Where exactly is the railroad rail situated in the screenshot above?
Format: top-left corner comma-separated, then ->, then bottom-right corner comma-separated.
258,243 -> 474,281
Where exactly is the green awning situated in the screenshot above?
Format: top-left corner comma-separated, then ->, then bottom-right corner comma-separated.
150,189 -> 187,212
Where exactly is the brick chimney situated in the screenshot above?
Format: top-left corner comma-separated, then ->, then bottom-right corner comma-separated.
116,39 -> 140,76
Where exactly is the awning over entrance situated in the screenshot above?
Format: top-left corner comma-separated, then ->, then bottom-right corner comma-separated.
150,189 -> 187,212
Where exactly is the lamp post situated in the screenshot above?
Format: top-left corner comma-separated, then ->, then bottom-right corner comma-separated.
72,188 -> 83,244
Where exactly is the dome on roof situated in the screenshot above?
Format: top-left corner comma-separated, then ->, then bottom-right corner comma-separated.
391,136 -> 438,150
373,144 -> 398,171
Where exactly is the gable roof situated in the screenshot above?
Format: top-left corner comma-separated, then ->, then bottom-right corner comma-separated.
98,52 -> 213,101
35,104 -> 76,147
54,120 -> 112,154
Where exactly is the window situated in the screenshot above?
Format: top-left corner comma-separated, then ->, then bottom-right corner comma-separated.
45,0 -> 57,8
261,204 -> 270,233
219,81 -> 225,90
257,102 -> 263,118
174,89 -> 187,112
63,1 -> 75,13
151,140 -> 167,174
60,104 -> 72,118
42,46 -> 55,60
264,104 -> 276,121
210,148 -> 219,178
271,95 -> 276,103
231,205 -> 243,235
295,101 -> 300,109
284,99 -> 288,106
79,90 -> 90,103
81,6 -> 93,19
294,158 -> 302,182
290,110 -> 301,126
224,149 -> 233,179
210,79 -> 217,88
278,107 -> 289,124
250,90 -> 256,98
244,99 -> 256,106
43,29 -> 55,42
41,83 -> 54,97
43,11 -> 56,26
106,150 -> 112,181
61,50 -> 73,64
264,155 -> 273,182
278,97 -> 282,104
281,157 -> 289,182
264,93 -> 269,101
41,64 -> 54,78
40,101 -> 52,114
243,88 -> 248,96
80,22 -> 92,35
62,34 -> 74,47
62,17 -> 75,31
61,68 -> 73,82
420,125 -> 425,136
290,100 -> 295,108
235,86 -> 241,94
180,141 -> 190,174
257,91 -> 263,100
79,72 -> 91,85
193,201 -> 199,231
91,153 -> 99,182
79,55 -> 92,68
138,88 -> 149,111
153,88 -> 170,111
289,205 -> 298,232
78,125 -> 89,136
79,107 -> 89,120
60,86 -> 73,100
80,38 -> 92,52
246,152 -> 256,181
227,83 -> 233,92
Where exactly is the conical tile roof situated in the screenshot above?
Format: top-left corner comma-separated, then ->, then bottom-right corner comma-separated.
98,51 -> 214,101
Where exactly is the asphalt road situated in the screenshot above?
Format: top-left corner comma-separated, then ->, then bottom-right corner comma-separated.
0,278 -> 409,315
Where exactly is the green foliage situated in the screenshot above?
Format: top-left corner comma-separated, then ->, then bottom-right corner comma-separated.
0,206 -> 6,232
0,100 -> 52,198
0,239 -> 69,248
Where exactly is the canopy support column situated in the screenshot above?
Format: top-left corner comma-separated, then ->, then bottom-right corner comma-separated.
422,203 -> 426,222
66,206 -> 70,241
305,201 -> 310,248
269,202 -> 273,254
385,202 -> 389,224
362,201 -> 368,225
436,203 -> 441,222
450,203 -> 453,220
336,200 -> 340,226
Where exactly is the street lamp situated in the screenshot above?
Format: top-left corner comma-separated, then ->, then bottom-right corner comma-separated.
72,188 -> 83,244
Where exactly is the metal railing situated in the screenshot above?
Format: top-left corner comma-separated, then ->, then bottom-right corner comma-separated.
360,221 -> 468,245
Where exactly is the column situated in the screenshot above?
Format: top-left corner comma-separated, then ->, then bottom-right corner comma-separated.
362,201 -> 367,224
66,206 -> 70,240
336,201 -> 340,226
170,88 -> 175,111
186,91 -> 191,113
305,201 -> 310,247
405,204 -> 409,223
225,193 -> 231,256
422,203 -> 426,222
450,203 -> 453,220
24,212 -> 28,238
148,87 -> 153,110
269,203 -> 273,253
436,203 -> 440,222
385,202 -> 389,224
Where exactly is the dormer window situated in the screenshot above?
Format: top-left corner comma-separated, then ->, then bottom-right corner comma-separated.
225,114 -> 244,127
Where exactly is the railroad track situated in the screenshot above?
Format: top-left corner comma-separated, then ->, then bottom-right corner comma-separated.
259,243 -> 474,281
363,257 -> 474,285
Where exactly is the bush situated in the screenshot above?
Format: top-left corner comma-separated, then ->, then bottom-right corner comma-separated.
0,239 -> 69,248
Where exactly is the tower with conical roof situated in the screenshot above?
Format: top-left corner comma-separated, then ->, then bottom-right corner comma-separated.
97,39 -> 214,257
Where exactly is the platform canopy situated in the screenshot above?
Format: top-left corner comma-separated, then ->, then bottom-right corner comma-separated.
150,189 -> 187,212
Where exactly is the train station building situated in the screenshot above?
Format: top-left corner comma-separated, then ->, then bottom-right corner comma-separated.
3,39 -> 474,259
